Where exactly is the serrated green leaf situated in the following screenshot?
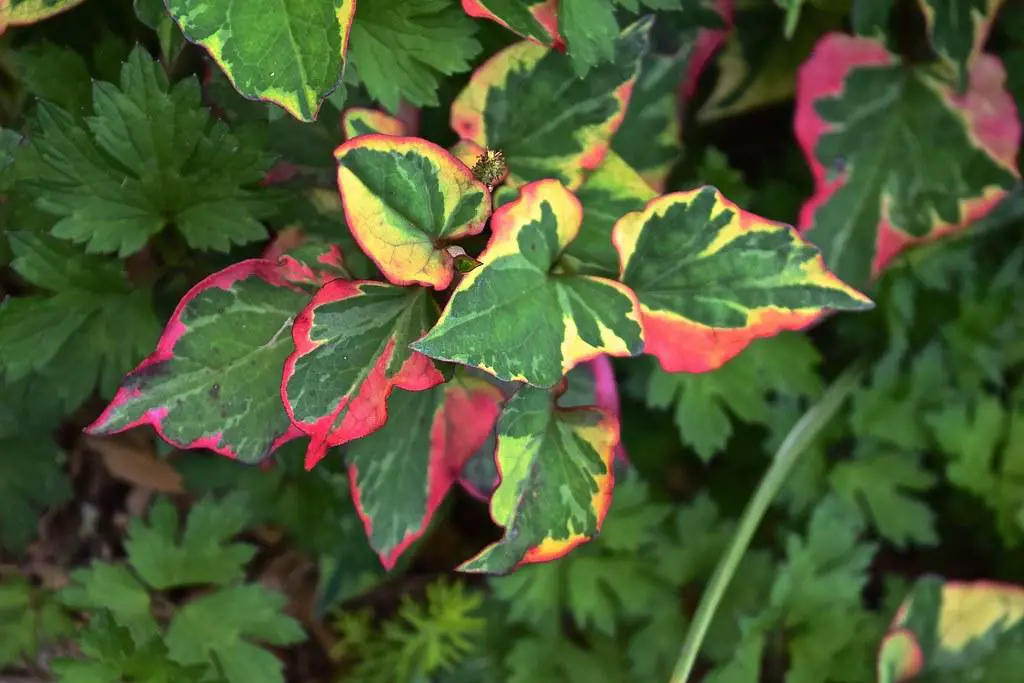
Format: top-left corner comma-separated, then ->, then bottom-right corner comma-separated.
0,435 -> 71,552
615,185 -> 872,374
451,17 -> 650,190
59,563 -> 157,638
87,259 -> 309,463
0,579 -> 74,668
166,0 -> 355,121
795,33 -> 1020,288
349,0 -> 482,112
165,584 -> 305,683
6,40 -> 92,111
558,0 -> 620,77
413,179 -> 644,388
25,47 -> 272,256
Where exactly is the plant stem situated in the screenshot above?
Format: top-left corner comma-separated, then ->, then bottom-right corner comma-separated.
667,363 -> 865,683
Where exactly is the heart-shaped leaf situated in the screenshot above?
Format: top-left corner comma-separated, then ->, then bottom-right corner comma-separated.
335,134 -> 492,290
450,17 -> 650,190
614,186 -> 873,374
347,374 -> 503,569
458,385 -> 619,573
795,33 -> 1020,289
412,178 -> 645,388
166,0 -> 356,121
282,280 -> 444,469
87,260 -> 311,463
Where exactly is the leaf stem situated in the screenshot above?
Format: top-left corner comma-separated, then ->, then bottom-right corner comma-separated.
667,362 -> 865,683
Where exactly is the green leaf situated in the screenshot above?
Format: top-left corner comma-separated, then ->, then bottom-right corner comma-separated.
59,563 -> 158,638
614,185 -> 872,374
349,0 -> 482,112
0,434 -> 70,552
281,280 -> 444,469
829,449 -> 938,548
412,179 -> 644,389
0,234 -> 160,407
878,577 -> 1024,682
25,47 -> 272,256
558,0 -> 620,77
346,375 -> 503,569
87,259 -> 310,463
0,579 -> 74,668
165,584 -> 306,683
125,494 -> 255,589
334,134 -> 492,289
458,384 -> 620,573
917,0 -> 1004,90
645,333 -> 822,461
451,17 -> 650,189
795,33 -> 1020,289
166,0 -> 355,121
6,40 -> 92,111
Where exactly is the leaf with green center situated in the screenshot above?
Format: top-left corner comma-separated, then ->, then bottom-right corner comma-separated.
346,375 -> 503,569
412,179 -> 644,388
0,0 -> 88,27
348,0 -> 482,113
266,237 -> 350,287
918,0 -> 1004,90
166,0 -> 355,122
450,17 -> 650,190
795,33 -> 1020,289
610,51 -> 687,192
334,135 -> 492,290
86,259 -> 310,464
59,564 -> 157,639
25,48 -> 273,256
460,0 -> 562,46
458,384 -> 619,573
878,578 -> 1024,682
567,151 -> 656,278
613,185 -> 872,374
459,357 -> 626,500
341,107 -> 410,140
281,280 -> 444,470
165,584 -> 306,683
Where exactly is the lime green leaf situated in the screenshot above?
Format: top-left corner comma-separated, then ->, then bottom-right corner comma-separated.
458,385 -> 619,573
59,564 -> 157,638
0,234 -> 159,408
166,0 -> 355,121
25,47 -> 272,256
460,0 -> 561,45
558,0 -> 620,77
0,0 -> 88,26
0,579 -> 74,668
281,280 -> 444,469
645,333 -> 822,461
614,185 -> 872,374
86,259 -> 309,464
829,449 -> 938,548
165,584 -> 305,683
341,107 -> 411,139
349,0 -> 481,112
451,17 -> 650,190
347,376 -> 503,569
335,134 -> 492,289
795,33 -> 1020,288
412,179 -> 644,389
918,0 -> 1004,90
125,494 -> 255,589
878,578 -> 1024,682
565,151 -> 655,278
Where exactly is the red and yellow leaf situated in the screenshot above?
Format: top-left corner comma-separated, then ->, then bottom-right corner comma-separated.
0,0 -> 88,29
347,375 -> 503,569
613,186 -> 872,373
795,33 -> 1020,288
341,107 -> 410,140
460,0 -> 562,47
86,260 -> 309,463
412,179 -> 645,389
281,280 -> 444,470
335,134 -> 492,290
458,385 -> 619,573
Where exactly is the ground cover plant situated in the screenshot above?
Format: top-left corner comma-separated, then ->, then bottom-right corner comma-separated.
0,0 -> 1023,681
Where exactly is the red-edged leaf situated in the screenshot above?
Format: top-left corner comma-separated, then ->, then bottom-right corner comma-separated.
86,260 -> 308,463
341,107 -> 411,140
347,374 -> 503,569
460,0 -> 562,48
614,186 -> 872,373
281,280 -> 444,470
681,0 -> 735,99
334,134 -> 492,290
263,233 -> 349,287
795,33 -> 1021,288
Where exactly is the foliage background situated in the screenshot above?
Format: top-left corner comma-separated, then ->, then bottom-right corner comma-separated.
0,0 -> 1023,681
